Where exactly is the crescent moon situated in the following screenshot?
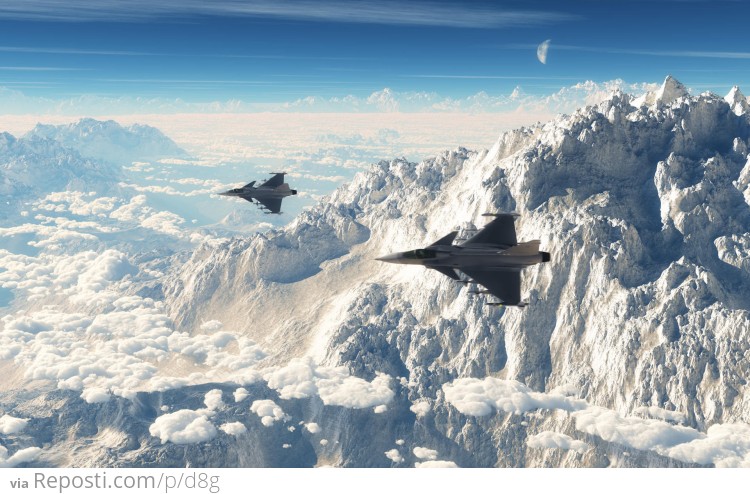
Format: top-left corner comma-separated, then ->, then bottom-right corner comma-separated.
537,39 -> 551,64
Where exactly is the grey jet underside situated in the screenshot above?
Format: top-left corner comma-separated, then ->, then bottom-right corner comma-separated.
377,213 -> 550,307
219,172 -> 298,214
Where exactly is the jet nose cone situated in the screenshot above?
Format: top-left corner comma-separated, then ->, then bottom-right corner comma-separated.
376,253 -> 403,263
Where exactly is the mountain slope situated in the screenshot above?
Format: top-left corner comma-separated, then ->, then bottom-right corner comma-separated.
161,76 -> 750,466
26,118 -> 188,165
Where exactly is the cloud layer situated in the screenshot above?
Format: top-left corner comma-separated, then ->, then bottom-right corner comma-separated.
443,376 -> 750,467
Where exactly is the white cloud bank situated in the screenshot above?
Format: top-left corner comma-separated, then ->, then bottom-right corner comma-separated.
443,376 -> 750,467
442,377 -> 586,416
263,357 -> 394,409
0,445 -> 42,468
0,80 -> 654,118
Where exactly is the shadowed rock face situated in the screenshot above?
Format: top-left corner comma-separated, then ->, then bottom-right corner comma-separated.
3,79 -> 750,467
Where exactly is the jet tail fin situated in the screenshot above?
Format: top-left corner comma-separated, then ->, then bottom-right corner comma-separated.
500,240 -> 540,256
428,231 -> 458,248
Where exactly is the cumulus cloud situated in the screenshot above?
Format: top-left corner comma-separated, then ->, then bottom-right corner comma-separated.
234,387 -> 249,403
148,409 -> 217,445
442,377 -> 586,416
410,400 -> 431,418
666,423 -> 750,467
572,406 -> 702,452
443,376 -> 750,466
0,445 -> 42,468
204,389 -> 224,411
304,423 -> 321,434
219,422 -> 247,436
0,415 -> 29,434
81,387 -> 111,404
250,399 -> 289,427
385,449 -> 404,463
263,358 -> 394,409
0,294 -> 267,403
527,431 -> 591,453
413,447 -> 438,460
373,405 -> 387,414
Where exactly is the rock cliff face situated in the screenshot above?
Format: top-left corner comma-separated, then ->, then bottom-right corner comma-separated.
161,76 -> 750,466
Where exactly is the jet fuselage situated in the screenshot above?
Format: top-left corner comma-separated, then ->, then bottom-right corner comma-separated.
219,184 -> 297,200
377,245 -> 550,269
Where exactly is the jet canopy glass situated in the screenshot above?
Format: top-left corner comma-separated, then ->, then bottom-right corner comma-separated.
403,249 -> 437,259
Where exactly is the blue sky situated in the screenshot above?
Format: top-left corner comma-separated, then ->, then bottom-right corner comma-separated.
0,0 -> 748,111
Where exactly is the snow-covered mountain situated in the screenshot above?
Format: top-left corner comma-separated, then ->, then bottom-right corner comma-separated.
1,119 -> 187,203
26,118 -> 188,165
0,131 -> 120,201
160,76 -> 750,466
3,77 -> 750,467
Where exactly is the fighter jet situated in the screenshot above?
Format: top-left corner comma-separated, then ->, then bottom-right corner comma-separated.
376,213 -> 550,307
219,172 -> 297,214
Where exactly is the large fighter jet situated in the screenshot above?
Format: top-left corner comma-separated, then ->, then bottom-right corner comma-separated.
377,213 -> 550,307
219,172 -> 297,214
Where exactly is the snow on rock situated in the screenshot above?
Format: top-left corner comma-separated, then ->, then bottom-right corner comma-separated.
527,431 -> 591,453
725,86 -> 749,116
634,75 -> 690,107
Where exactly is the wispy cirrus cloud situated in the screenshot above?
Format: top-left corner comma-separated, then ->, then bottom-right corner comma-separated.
0,66 -> 84,71
0,0 -> 579,28
508,42 -> 750,60
0,45 -> 150,56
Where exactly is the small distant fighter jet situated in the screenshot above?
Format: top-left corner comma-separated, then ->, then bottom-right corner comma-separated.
219,172 -> 297,214
377,213 -> 550,307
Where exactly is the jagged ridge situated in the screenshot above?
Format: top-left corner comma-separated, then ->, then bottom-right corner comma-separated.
162,76 -> 750,466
